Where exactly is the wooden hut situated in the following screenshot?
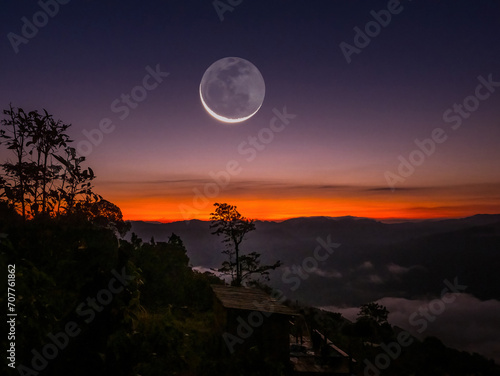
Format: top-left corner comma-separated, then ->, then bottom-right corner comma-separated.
211,284 -> 297,364
211,285 -> 354,375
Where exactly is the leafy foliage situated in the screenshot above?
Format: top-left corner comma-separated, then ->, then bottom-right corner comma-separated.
1,106 -> 99,219
210,202 -> 282,286
0,106 -> 129,237
357,302 -> 389,325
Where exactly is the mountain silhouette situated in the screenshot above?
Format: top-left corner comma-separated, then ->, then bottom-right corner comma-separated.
129,214 -> 500,306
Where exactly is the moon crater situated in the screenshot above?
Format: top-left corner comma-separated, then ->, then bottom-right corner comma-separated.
200,57 -> 265,123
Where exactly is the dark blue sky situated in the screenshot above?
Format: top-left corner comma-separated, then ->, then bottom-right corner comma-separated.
1,0 -> 500,220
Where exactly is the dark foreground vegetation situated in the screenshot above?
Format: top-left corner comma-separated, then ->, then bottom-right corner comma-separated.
1,106 -> 499,376
2,210 -> 500,376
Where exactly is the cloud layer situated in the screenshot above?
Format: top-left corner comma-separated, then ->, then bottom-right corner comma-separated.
323,294 -> 500,363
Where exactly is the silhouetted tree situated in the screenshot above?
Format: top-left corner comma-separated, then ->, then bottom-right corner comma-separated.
209,202 -> 281,286
0,105 -> 99,219
357,302 -> 389,325
350,302 -> 392,343
0,106 -> 128,235
75,198 -> 131,237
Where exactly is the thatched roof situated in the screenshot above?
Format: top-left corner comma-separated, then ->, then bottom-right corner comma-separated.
211,284 -> 297,316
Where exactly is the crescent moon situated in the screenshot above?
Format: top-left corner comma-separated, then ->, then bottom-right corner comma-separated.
199,85 -> 261,123
199,57 -> 265,123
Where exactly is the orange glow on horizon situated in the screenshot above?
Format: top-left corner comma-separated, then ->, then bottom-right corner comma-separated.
114,195 -> 500,223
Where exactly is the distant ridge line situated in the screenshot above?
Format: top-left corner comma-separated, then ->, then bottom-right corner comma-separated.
128,214 -> 500,225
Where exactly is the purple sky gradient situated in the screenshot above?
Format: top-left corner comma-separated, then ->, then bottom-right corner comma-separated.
1,0 -> 500,220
